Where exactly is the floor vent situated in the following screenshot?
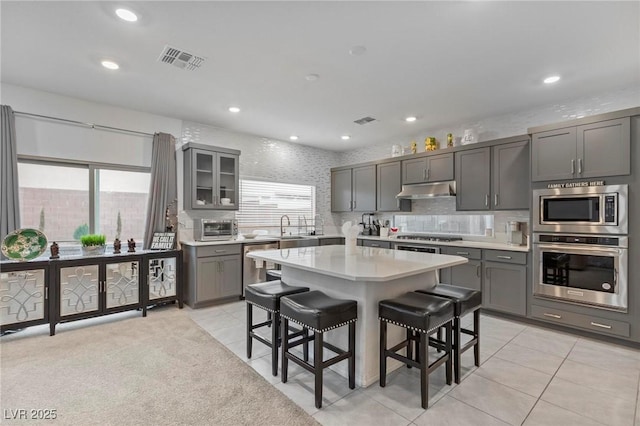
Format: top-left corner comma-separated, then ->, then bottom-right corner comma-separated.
158,45 -> 205,71
354,116 -> 376,125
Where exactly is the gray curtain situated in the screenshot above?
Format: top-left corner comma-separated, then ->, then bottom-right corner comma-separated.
143,132 -> 177,249
1,105 -> 20,244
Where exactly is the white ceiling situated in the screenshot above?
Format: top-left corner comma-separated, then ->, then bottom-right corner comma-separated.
1,1 -> 639,151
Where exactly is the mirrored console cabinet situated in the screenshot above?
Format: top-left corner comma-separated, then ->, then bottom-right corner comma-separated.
0,250 -> 182,336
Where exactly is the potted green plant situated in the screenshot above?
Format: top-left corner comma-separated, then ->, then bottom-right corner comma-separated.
80,234 -> 106,256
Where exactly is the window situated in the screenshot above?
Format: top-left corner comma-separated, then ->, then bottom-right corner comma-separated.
18,159 -> 150,243
236,179 -> 316,233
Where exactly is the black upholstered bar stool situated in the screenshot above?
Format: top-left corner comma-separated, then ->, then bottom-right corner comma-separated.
266,269 -> 282,281
417,284 -> 481,383
379,291 -> 454,409
280,290 -> 357,409
245,280 -> 309,376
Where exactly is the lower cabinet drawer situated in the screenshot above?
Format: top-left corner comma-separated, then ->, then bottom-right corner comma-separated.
531,305 -> 630,338
196,244 -> 242,257
441,246 -> 482,260
361,239 -> 391,248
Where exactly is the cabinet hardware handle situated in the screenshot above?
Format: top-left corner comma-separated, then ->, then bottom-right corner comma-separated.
215,249 -> 226,253
457,251 -> 469,255
423,169 -> 427,180
426,168 -> 430,180
590,321 -> 612,329
147,274 -> 150,287
476,265 -> 481,277
371,244 -> 380,247
494,194 -> 499,206
485,194 -> 489,206
578,158 -> 583,174
544,313 -> 561,319
353,201 -> 356,209
45,287 -> 48,300
571,159 -> 575,174
497,255 -> 512,260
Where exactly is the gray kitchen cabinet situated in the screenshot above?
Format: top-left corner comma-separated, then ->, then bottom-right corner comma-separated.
492,140 -> 530,210
377,161 -> 411,212
483,250 -> 527,316
455,147 -> 491,211
402,153 -> 454,185
439,247 -> 482,292
531,117 -> 630,181
456,138 -> 529,211
319,237 -> 344,246
331,165 -> 375,212
361,239 -> 392,248
183,142 -> 240,210
183,244 -> 242,308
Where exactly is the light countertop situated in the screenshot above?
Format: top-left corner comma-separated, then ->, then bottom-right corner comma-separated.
180,234 -> 530,252
246,245 -> 467,281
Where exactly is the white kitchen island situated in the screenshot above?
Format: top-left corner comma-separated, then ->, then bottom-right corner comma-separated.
247,245 -> 467,386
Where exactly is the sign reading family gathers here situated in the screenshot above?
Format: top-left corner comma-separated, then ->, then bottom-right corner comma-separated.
150,232 -> 176,250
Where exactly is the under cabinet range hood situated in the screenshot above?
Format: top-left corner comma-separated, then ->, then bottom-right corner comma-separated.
396,182 -> 456,199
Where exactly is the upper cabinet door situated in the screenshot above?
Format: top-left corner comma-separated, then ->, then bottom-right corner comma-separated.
426,153 -> 454,182
577,117 -> 630,179
492,140 -> 530,210
352,165 -> 376,212
455,147 -> 491,211
331,169 -> 353,212
531,128 -> 576,182
191,149 -> 216,208
402,158 -> 428,184
377,161 -> 402,212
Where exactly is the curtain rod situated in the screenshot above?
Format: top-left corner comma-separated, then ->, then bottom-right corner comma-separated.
14,111 -> 155,138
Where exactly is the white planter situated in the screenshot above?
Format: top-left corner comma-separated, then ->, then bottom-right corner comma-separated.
81,245 -> 106,257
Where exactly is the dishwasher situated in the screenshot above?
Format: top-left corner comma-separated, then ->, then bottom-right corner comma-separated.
242,241 -> 279,296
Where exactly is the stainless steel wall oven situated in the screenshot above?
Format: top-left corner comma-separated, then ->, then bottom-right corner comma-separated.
533,233 -> 628,312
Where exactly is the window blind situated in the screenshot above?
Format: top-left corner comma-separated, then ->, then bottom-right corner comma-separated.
236,179 -> 316,227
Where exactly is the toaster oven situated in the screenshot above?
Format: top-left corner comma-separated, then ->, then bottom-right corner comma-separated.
194,219 -> 237,241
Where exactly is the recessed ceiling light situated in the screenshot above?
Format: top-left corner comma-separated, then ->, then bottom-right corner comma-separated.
341,135 -> 351,140
101,60 -> 119,70
115,8 -> 138,22
289,135 -> 299,141
405,116 -> 417,122
305,74 -> 319,82
228,106 -> 240,113
543,75 -> 561,84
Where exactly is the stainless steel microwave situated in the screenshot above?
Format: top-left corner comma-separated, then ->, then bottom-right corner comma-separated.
532,184 -> 627,234
194,219 -> 237,241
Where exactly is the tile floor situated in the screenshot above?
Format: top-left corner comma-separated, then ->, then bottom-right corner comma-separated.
189,301 -> 640,426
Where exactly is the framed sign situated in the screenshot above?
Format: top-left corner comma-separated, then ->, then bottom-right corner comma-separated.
150,232 -> 176,250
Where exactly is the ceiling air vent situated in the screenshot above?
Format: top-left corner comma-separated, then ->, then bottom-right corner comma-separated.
158,45 -> 205,71
354,116 -> 376,125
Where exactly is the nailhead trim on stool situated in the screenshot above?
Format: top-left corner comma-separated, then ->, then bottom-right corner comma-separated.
417,284 -> 481,384
245,280 -> 309,377
379,291 -> 454,409
280,290 -> 357,409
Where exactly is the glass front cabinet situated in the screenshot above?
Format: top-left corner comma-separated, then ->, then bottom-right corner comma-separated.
183,142 -> 240,210
0,260 -> 51,333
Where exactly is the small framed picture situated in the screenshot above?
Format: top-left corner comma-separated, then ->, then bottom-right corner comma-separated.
150,232 -> 176,250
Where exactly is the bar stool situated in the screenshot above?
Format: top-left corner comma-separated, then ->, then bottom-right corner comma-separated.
245,280 -> 309,376
266,269 -> 282,281
379,291 -> 454,409
280,290 -> 357,409
417,284 -> 481,383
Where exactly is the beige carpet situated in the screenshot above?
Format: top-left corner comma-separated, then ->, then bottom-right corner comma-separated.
0,308 -> 319,426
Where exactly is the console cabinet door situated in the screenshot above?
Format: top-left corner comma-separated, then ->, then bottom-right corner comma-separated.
105,260 -> 140,309
59,264 -> 100,317
148,256 -> 178,300
455,147 -> 491,211
492,140 -> 530,210
577,117 -> 630,178
531,127 -> 576,182
0,267 -> 47,327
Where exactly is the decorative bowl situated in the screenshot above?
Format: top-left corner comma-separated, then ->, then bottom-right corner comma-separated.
1,228 -> 48,261
243,233 -> 258,239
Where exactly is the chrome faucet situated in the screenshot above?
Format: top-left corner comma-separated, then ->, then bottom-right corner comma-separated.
280,215 -> 291,236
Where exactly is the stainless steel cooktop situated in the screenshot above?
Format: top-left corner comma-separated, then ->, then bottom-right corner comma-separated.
395,234 -> 463,242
